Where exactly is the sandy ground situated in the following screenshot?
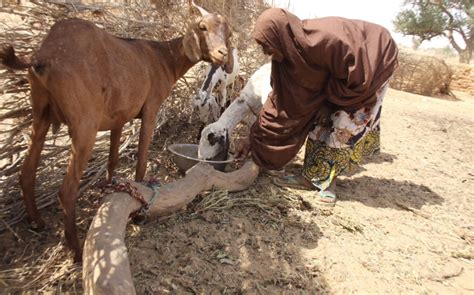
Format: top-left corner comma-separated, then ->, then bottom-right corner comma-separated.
0,87 -> 473,294
294,88 -> 474,293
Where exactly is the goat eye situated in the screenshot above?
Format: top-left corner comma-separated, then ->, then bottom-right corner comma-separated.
199,22 -> 207,31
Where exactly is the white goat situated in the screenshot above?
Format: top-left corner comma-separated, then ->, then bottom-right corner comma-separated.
194,47 -> 240,123
198,63 -> 271,160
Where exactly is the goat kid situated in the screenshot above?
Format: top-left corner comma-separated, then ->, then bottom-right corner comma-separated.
194,47 -> 241,124
198,63 -> 271,160
0,4 -> 231,262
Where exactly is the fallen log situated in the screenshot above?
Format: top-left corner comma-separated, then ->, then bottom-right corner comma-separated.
83,160 -> 259,295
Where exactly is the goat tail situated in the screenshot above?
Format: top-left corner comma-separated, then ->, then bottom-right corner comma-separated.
0,45 -> 32,70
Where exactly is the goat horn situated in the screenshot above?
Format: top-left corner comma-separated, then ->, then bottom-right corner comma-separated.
190,1 -> 209,16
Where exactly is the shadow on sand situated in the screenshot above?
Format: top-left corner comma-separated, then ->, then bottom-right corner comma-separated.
276,151 -> 443,210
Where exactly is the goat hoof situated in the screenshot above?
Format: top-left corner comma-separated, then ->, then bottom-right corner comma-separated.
94,178 -> 112,189
65,242 -> 83,263
30,219 -> 46,231
73,251 -> 83,264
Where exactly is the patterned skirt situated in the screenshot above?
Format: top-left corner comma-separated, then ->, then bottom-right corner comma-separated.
302,84 -> 388,190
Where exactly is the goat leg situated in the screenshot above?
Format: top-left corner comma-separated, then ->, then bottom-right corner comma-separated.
19,114 -> 51,230
220,83 -> 228,108
106,126 -> 124,183
59,128 -> 97,262
135,110 -> 158,182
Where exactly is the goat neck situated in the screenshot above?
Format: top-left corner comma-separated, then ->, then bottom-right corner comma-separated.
152,37 -> 196,84
215,95 -> 252,135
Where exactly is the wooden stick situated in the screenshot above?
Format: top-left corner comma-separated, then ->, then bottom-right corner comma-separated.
83,161 -> 259,295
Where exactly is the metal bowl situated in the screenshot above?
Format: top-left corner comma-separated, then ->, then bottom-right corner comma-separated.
167,143 -> 234,172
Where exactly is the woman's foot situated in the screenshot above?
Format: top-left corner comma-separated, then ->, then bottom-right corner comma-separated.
318,190 -> 337,206
273,174 -> 337,206
272,174 -> 315,190
317,177 -> 337,206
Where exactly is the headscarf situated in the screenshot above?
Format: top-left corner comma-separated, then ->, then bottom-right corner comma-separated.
249,8 -> 398,170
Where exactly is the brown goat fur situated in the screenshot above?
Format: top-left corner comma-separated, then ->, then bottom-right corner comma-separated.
0,5 -> 231,262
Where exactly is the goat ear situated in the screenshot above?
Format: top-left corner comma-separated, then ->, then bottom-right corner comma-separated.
223,47 -> 234,74
208,132 -> 217,145
223,129 -> 230,150
183,29 -> 202,63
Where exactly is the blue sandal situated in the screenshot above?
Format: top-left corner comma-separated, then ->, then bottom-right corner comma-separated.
272,175 -> 315,190
318,190 -> 337,206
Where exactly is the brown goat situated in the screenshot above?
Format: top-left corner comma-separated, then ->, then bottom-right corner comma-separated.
0,5 -> 231,262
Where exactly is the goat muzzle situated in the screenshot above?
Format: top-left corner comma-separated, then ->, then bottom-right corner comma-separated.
209,47 -> 228,65
218,47 -> 228,58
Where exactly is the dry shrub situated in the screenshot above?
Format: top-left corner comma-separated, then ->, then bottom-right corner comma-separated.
391,50 -> 453,98
449,63 -> 474,95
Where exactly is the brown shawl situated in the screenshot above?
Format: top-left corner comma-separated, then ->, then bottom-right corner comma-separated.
250,8 -> 398,170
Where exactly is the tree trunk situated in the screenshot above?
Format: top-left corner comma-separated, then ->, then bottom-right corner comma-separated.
83,161 -> 260,295
447,31 -> 472,64
458,48 -> 472,64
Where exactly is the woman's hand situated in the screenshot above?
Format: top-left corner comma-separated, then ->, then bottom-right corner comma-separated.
315,103 -> 333,127
235,136 -> 251,160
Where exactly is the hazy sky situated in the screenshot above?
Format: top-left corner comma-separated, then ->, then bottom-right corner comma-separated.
266,0 -> 449,48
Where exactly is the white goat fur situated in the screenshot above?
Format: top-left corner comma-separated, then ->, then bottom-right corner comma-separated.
194,48 -> 240,123
198,63 -> 271,159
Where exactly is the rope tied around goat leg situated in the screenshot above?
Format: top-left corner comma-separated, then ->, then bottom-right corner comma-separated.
140,178 -> 161,217
101,178 -> 161,219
